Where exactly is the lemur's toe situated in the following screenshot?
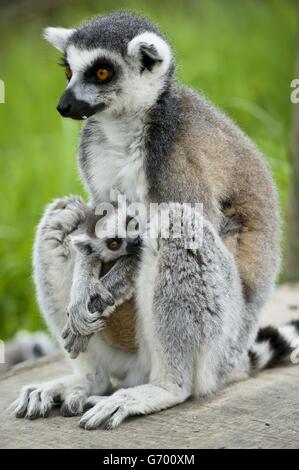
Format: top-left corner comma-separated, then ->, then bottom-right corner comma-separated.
60,397 -> 85,417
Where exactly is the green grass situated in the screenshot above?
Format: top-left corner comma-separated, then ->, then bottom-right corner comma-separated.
0,0 -> 296,339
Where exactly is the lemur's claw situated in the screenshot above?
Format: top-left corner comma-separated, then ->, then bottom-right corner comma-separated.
62,324 -> 69,339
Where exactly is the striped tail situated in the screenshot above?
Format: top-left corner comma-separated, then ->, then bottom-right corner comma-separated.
249,320 -> 299,371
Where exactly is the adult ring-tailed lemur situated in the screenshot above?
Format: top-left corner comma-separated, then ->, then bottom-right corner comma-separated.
14,12 -> 299,429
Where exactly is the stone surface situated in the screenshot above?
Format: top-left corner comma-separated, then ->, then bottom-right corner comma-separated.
0,284 -> 298,449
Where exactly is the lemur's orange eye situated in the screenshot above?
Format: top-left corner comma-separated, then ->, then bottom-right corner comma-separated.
65,66 -> 72,80
107,240 -> 121,251
96,68 -> 111,82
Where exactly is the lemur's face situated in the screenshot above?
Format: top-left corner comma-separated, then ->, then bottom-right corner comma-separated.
96,234 -> 142,262
71,211 -> 142,263
44,12 -> 174,120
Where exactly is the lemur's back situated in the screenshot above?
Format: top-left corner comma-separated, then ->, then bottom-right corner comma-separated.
171,86 -> 280,306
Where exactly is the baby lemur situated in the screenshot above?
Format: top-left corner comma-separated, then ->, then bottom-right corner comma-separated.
63,206 -> 141,358
64,205 -> 241,359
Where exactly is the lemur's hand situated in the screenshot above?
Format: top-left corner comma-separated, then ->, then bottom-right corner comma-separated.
67,281 -> 115,335
62,283 -> 115,358
87,283 -> 116,316
62,326 -> 92,359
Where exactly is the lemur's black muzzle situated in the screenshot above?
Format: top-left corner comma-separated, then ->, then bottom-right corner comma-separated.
57,89 -> 106,120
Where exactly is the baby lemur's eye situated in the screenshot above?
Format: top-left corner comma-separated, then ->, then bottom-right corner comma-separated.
107,239 -> 122,251
65,66 -> 72,80
96,68 -> 112,82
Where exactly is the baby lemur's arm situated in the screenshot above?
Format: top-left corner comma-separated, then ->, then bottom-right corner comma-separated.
63,252 -> 138,358
63,207 -> 141,357
63,248 -> 114,358
88,255 -> 138,313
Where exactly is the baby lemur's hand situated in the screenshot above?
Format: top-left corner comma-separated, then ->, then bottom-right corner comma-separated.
62,280 -> 116,357
62,286 -> 115,357
67,281 -> 115,335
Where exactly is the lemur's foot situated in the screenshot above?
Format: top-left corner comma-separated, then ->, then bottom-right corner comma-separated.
44,195 -> 87,229
46,195 -> 88,223
13,375 -> 96,419
38,195 -> 88,259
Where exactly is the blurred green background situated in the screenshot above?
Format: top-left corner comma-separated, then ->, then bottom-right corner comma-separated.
0,0 -> 297,339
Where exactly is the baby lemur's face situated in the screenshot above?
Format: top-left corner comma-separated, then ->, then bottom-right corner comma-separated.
89,233 -> 142,262
71,211 -> 142,262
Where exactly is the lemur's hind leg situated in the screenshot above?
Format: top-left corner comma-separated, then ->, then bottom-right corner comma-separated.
33,196 -> 89,336
14,196 -> 111,419
13,346 -> 111,420
80,209 -> 254,430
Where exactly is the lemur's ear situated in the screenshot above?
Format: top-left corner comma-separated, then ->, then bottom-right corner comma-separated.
127,32 -> 172,72
70,234 -> 93,256
43,27 -> 75,52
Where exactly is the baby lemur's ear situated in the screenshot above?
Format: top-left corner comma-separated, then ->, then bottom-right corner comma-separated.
43,27 -> 75,52
70,234 -> 93,256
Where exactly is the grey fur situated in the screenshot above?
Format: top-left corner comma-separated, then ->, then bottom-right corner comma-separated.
150,207 -> 248,392
69,12 -> 163,54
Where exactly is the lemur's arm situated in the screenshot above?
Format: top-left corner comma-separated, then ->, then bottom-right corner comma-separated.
62,250 -> 112,358
63,244 -> 118,356
88,255 -> 138,314
63,250 -> 138,357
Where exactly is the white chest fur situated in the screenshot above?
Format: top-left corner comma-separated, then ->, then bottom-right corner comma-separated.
81,113 -> 148,204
